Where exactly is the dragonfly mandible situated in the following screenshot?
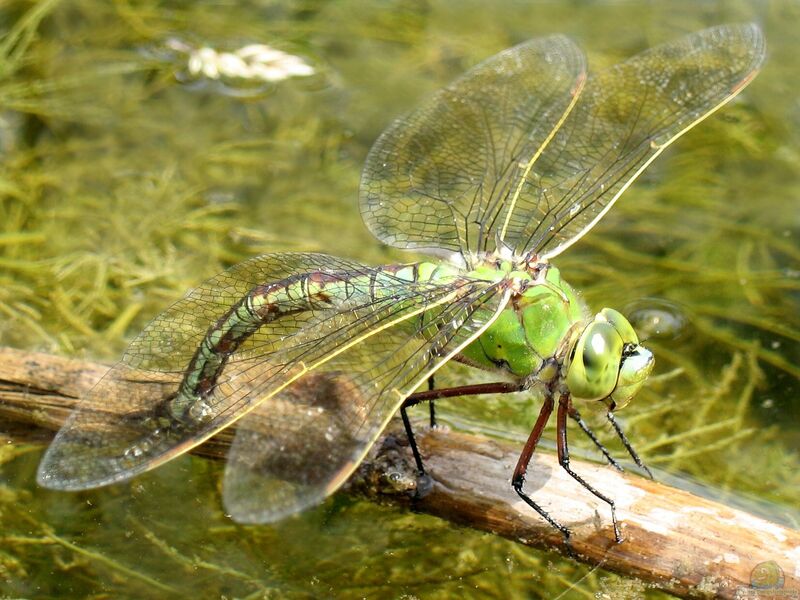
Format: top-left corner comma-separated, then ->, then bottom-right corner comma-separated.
38,24 -> 765,546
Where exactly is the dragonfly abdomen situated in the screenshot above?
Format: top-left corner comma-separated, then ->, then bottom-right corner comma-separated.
169,263 -> 456,423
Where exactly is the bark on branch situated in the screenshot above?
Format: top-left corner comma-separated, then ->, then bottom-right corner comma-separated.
0,347 -> 797,599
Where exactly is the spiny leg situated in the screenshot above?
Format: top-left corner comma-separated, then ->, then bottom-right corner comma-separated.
607,411 -> 653,479
511,394 -> 574,554
567,406 -> 624,472
400,381 -> 525,474
404,382 -> 578,552
557,394 -> 621,543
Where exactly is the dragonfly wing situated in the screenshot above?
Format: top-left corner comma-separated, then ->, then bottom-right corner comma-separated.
222,281 -> 509,523
38,252 -> 508,496
37,253 -> 367,489
512,23 -> 765,258
360,35 -> 586,260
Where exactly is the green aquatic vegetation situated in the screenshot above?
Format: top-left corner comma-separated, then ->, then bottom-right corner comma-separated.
0,2 -> 361,357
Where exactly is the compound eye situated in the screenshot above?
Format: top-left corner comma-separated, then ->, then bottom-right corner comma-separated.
566,322 -> 623,401
610,345 -> 655,410
598,308 -> 639,345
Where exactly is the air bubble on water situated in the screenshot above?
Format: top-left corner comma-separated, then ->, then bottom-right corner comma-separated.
625,298 -> 688,340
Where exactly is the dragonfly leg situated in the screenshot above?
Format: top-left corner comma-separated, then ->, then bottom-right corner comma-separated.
557,394 -> 622,543
404,380 -> 524,406
400,401 -> 426,475
427,376 -> 436,428
400,381 -> 525,477
511,393 -> 575,555
567,406 -> 624,472
607,412 -> 653,479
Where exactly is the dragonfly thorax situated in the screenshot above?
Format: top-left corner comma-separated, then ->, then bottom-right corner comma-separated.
458,261 -> 654,410
458,263 -> 584,378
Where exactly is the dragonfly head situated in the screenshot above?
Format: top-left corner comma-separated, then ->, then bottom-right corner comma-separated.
565,308 -> 654,410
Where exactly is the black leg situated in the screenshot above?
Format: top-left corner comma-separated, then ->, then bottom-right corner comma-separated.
400,402 -> 425,474
607,412 -> 653,479
511,393 -> 574,555
567,406 -> 624,472
427,376 -> 436,428
557,395 -> 621,543
402,380 -> 582,553
399,381 -> 524,484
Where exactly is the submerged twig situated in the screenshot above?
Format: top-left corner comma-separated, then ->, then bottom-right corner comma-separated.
130,519 -> 275,594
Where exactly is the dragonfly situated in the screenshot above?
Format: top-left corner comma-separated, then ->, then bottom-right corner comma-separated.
38,24 -> 765,546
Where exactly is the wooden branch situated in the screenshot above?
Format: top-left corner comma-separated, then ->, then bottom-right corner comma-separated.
1,347 -> 798,598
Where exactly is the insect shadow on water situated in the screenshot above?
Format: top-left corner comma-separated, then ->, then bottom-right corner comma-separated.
37,24 -> 766,554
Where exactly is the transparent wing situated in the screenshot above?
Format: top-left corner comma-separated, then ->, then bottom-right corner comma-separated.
359,35 -> 587,261
37,253 -> 365,489
507,23 -> 766,258
359,24 -> 765,263
222,283 -> 509,523
37,252 -> 509,495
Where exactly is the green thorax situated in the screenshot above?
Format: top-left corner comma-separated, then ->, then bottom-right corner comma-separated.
424,260 -> 586,379
400,258 -> 652,407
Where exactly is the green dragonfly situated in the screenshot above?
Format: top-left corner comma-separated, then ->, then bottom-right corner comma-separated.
38,24 -> 765,545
